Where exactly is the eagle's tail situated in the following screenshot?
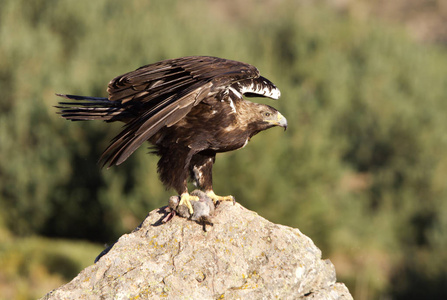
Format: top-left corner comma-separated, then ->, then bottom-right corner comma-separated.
55,94 -> 127,122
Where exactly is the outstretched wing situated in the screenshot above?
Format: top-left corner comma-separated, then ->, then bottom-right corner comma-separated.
101,56 -> 280,167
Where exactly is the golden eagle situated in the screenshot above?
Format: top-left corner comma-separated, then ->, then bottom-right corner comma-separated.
57,56 -> 287,213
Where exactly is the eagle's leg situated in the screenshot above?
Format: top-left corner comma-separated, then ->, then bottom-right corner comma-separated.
190,152 -> 235,204
156,146 -> 199,214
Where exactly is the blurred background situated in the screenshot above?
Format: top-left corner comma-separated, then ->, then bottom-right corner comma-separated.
1,0 -> 447,299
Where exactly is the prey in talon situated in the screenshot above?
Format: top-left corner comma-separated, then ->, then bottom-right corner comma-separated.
56,56 -> 287,218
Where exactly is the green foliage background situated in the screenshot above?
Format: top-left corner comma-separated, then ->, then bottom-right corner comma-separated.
1,0 -> 447,299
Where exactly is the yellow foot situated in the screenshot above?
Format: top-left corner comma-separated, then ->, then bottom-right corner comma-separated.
179,193 -> 200,214
206,190 -> 235,204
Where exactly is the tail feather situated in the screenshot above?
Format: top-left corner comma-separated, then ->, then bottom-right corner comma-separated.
56,94 -> 126,122
56,94 -> 110,101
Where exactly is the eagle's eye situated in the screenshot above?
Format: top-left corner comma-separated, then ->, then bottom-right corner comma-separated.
264,112 -> 271,117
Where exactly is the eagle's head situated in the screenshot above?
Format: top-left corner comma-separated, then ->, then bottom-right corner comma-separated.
260,105 -> 288,131
243,102 -> 287,133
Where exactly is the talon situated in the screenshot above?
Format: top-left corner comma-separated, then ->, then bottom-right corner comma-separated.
179,193 -> 199,214
206,190 -> 235,204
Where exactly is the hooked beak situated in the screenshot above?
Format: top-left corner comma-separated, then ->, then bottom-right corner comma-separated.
276,112 -> 288,131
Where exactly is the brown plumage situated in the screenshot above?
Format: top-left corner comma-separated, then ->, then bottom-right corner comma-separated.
57,56 -> 287,210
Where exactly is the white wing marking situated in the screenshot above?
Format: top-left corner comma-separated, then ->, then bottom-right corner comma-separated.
232,77 -> 281,100
228,98 -> 237,114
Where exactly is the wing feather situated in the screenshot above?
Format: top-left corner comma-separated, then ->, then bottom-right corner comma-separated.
100,81 -> 213,166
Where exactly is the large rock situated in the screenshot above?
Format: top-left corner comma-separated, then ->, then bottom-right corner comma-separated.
42,200 -> 352,299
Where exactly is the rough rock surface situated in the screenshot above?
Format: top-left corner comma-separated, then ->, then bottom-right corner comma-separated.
42,200 -> 353,300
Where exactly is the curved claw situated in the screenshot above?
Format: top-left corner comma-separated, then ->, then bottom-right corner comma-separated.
179,193 -> 199,214
206,190 -> 235,204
